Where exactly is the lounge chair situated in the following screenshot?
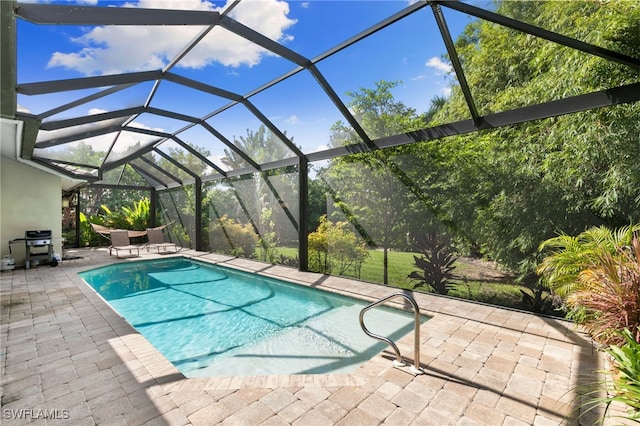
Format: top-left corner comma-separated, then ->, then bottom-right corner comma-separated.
109,230 -> 141,258
146,228 -> 179,254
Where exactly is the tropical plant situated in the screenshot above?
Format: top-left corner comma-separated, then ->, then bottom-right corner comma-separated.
408,232 -> 458,295
579,328 -> 640,424
604,329 -> 640,422
100,198 -> 151,230
79,212 -> 103,247
570,237 -> 640,346
538,225 -> 634,296
78,198 -> 152,246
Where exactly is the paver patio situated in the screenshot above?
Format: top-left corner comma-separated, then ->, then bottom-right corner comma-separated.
0,247 -> 627,425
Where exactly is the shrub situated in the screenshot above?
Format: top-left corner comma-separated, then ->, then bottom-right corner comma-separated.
537,224 -> 640,325
308,215 -> 369,277
308,216 -> 329,273
571,237 -> 640,346
257,207 -> 279,263
408,232 -> 458,295
604,329 -> 640,422
209,216 -> 259,258
580,329 -> 640,424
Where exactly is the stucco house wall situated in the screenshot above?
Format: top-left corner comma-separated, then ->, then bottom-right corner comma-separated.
1,155 -> 63,268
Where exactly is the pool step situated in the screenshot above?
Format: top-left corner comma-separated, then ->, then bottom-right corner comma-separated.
187,304 -> 416,378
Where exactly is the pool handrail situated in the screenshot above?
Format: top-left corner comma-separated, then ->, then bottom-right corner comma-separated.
359,292 -> 423,375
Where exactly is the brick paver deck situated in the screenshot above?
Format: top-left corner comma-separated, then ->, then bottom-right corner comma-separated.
0,247 -> 626,425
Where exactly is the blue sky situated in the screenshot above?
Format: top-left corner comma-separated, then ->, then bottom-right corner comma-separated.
17,0 -> 474,170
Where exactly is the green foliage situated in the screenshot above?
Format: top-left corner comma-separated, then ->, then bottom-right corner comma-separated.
220,130 -> 301,247
279,245 -> 535,313
80,198 -> 151,246
308,215 -> 369,277
307,175 -> 328,234
604,329 -> 640,421
96,198 -> 150,232
79,212 -> 104,247
537,224 -> 640,296
408,232 -> 458,295
209,215 -> 259,258
223,125 -> 296,167
518,283 -> 557,316
571,237 -> 640,347
156,186 -> 196,250
156,144 -> 212,180
114,198 -> 150,230
428,0 -> 640,280
325,80 -> 429,283
538,225 -> 640,344
308,216 -> 329,273
344,80 -> 424,140
257,207 -> 280,263
579,328 -> 640,424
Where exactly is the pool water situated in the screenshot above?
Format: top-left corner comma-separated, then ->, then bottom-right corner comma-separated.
80,258 -> 425,377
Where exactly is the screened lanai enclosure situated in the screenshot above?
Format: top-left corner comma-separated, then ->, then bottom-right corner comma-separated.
3,1 -> 639,307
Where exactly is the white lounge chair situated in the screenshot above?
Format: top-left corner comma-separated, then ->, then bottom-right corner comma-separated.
109,230 -> 141,258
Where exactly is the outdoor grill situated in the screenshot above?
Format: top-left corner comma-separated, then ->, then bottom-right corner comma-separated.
25,230 -> 52,246
25,230 -> 53,268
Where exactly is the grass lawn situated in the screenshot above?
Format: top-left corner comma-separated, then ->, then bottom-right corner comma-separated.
276,246 -> 544,313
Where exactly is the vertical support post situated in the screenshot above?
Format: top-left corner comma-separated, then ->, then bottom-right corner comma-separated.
0,1 -> 16,119
74,190 -> 80,248
298,157 -> 309,271
194,177 -> 202,251
149,187 -> 157,228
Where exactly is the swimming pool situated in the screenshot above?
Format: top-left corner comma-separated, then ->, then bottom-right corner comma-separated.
80,257 -> 425,377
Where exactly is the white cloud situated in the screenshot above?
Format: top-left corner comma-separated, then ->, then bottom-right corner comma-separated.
442,87 -> 452,97
50,0 -> 99,4
285,115 -> 298,124
88,108 -> 108,115
46,0 -> 296,75
425,56 -> 452,75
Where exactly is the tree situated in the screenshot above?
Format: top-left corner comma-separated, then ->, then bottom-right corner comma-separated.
218,126 -> 301,256
222,125 -> 295,168
427,0 -> 640,280
421,95 -> 448,125
323,80 -> 428,284
156,143 -> 213,180
307,175 -> 328,234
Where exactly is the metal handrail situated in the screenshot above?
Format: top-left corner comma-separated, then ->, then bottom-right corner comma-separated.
359,292 -> 422,374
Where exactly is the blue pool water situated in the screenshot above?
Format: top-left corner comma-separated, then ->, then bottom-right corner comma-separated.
80,257 -> 424,377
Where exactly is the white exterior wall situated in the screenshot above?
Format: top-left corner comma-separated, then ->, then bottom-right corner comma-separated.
0,155 -> 63,268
